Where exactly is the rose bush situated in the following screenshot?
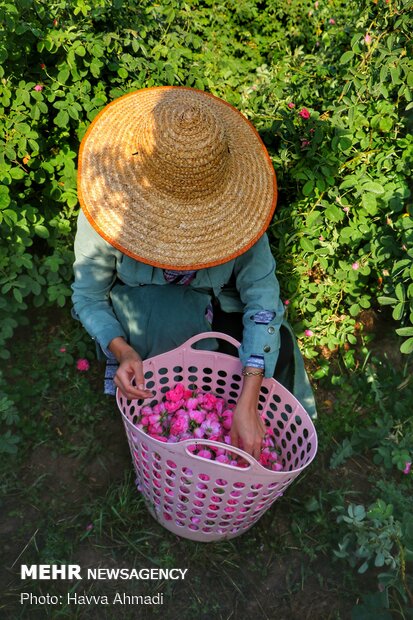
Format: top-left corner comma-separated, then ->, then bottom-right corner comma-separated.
0,0 -> 412,367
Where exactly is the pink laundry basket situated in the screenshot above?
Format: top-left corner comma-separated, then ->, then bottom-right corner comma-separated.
117,332 -> 317,542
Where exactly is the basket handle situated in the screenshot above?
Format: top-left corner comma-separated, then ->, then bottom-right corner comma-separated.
182,331 -> 241,350
168,438 -> 261,472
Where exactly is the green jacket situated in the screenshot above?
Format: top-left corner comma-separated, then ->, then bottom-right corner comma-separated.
72,211 -> 316,418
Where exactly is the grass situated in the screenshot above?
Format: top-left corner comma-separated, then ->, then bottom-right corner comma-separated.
0,306 -> 412,619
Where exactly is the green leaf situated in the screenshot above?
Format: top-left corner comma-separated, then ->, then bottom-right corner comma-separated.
57,67 -> 70,84
379,117 -> 393,132
395,283 -> 405,301
340,51 -> 354,65
55,109 -> 69,127
300,237 -> 315,252
395,327 -> 413,336
378,296 -> 397,305
392,303 -> 404,321
361,193 -> 377,215
400,337 -> 413,354
34,224 -> 49,238
13,288 -> 23,303
325,204 -> 344,222
0,186 -> 11,210
363,182 -> 385,195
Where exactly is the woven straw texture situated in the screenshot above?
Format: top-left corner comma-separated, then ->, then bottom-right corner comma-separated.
78,86 -> 277,269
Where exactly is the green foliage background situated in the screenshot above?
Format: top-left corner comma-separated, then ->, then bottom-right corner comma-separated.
1,0 -> 412,360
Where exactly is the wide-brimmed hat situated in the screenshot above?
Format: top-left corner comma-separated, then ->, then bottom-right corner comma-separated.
78,86 -> 277,269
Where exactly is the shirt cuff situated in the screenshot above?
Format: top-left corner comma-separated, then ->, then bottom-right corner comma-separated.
245,355 -> 265,370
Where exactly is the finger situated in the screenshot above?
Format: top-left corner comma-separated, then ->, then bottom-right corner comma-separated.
252,443 -> 261,461
130,361 -> 147,391
117,364 -> 153,396
230,430 -> 239,448
114,375 -> 153,400
242,440 -> 254,456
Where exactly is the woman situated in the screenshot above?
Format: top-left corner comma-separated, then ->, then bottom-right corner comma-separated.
72,86 -> 316,459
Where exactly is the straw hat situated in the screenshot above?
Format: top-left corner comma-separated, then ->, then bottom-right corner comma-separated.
78,86 -> 277,269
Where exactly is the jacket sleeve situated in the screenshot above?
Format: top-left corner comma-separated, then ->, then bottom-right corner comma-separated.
233,233 -> 285,377
71,211 -> 128,349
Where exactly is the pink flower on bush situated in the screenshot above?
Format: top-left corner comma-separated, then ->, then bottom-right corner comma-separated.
403,462 -> 411,475
352,262 -> 359,270
304,329 -> 314,337
59,346 -> 67,353
329,18 -> 335,24
287,102 -> 295,109
364,33 -> 372,45
284,299 -> 290,306
299,108 -> 310,119
76,358 -> 90,371
343,206 -> 350,214
34,84 -> 43,91
301,139 -> 310,148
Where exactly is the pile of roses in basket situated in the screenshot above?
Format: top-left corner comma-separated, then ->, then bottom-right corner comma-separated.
135,383 -> 283,471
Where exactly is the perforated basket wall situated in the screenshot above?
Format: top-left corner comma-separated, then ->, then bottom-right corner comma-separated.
117,332 -> 317,542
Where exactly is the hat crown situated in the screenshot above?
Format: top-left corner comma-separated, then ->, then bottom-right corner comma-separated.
138,96 -> 231,199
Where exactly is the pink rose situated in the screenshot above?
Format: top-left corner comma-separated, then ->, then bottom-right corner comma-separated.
197,449 -> 212,459
165,384 -> 185,402
34,84 -> 43,92
153,402 -> 166,415
76,358 -> 90,371
216,454 -> 230,464
164,399 -> 183,413
148,413 -> 161,425
287,102 -> 295,109
186,397 -> 200,410
304,329 -> 314,337
59,347 -> 66,353
329,18 -> 335,24
148,422 -> 163,435
200,420 -> 221,438
189,409 -> 206,424
170,416 -> 189,436
299,108 -> 310,119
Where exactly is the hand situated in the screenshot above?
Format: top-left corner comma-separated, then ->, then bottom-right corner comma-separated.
109,338 -> 153,400
230,402 -> 266,460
